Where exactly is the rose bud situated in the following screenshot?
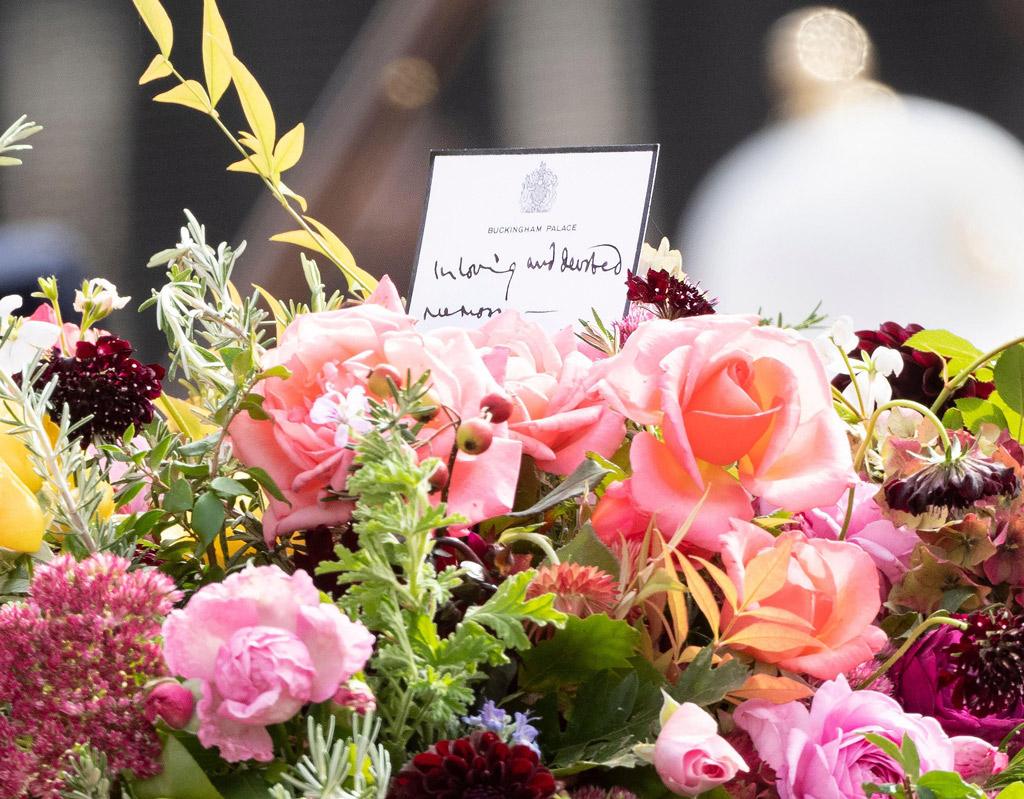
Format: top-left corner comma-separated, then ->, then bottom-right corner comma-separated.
480,391 -> 513,424
143,680 -> 196,730
367,364 -> 403,397
456,417 -> 494,455
333,678 -> 377,715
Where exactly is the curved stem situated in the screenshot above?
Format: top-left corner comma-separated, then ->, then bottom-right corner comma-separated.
498,530 -> 560,566
930,333 -> 1024,414
853,399 -> 952,472
837,485 -> 857,541
857,614 -> 967,690
837,347 -> 868,420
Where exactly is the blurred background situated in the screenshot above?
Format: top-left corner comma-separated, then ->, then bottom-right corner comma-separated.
4,0 -> 1024,357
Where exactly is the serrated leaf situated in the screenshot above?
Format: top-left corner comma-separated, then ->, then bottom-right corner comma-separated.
904,329 -> 984,375
202,0 -> 233,106
996,345 -> 1024,417
139,54 -> 172,85
192,492 -> 226,549
519,614 -> 638,692
556,524 -> 619,575
677,555 -> 720,639
271,216 -> 377,296
132,0 -> 173,57
739,535 -> 793,608
463,571 -> 566,651
669,646 -> 749,706
154,81 -> 212,113
721,621 -> 818,652
227,54 -> 275,173
273,122 -> 304,175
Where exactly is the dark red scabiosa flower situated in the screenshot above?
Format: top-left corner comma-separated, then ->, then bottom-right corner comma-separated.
389,731 -> 557,799
833,322 -> 993,410
625,270 -> 717,320
890,608 -> 1024,747
37,335 -> 164,442
884,449 -> 1020,515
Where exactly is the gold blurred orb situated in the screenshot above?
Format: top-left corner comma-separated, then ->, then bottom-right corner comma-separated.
794,8 -> 870,82
381,57 -> 440,110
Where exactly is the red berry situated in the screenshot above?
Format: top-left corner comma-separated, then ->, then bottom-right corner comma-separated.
367,364 -> 403,397
480,391 -> 513,424
428,461 -> 449,493
456,417 -> 493,455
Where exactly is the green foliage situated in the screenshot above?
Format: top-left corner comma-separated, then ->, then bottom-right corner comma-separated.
519,614 -> 639,692
904,329 -> 984,377
995,345 -> 1024,416
668,646 -> 749,707
131,734 -> 223,799
556,524 -> 620,576
319,426 -> 563,757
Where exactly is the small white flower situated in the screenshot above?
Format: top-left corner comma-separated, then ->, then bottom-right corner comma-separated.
637,237 -> 684,279
309,385 -> 373,448
0,294 -> 60,376
813,315 -> 860,375
843,346 -> 904,412
73,278 -> 130,316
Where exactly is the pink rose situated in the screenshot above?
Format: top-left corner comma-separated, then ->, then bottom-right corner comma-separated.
590,315 -> 854,550
591,479 -> 653,546
162,565 -> 374,762
721,522 -> 887,680
230,277 -> 524,542
654,702 -> 747,796
143,680 -> 196,730
460,312 -> 626,475
229,277 -> 415,540
951,736 -> 1008,784
734,676 -> 955,799
798,479 -> 917,592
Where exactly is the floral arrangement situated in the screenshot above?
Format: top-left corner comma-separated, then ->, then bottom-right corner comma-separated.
5,3 -> 1024,798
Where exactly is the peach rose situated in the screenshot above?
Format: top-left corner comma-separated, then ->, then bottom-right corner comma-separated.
721,522 -> 887,680
590,315 -> 854,549
454,312 -> 626,475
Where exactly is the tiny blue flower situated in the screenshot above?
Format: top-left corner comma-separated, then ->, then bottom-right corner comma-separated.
462,699 -> 509,734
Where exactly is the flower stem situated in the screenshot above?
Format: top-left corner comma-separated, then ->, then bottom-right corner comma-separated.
929,333 -> 1024,415
857,614 -> 967,690
838,485 -> 857,541
853,399 -> 952,473
498,529 -> 560,565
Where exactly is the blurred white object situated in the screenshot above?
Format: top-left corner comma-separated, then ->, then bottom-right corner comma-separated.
680,96 -> 1024,347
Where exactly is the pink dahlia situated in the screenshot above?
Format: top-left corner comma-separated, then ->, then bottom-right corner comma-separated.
0,554 -> 179,798
526,563 -> 618,617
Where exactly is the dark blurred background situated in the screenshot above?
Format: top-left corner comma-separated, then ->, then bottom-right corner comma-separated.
3,0 -> 1024,357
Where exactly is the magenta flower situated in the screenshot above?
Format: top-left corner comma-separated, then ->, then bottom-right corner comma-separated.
0,554 -> 179,799
162,565 -> 374,762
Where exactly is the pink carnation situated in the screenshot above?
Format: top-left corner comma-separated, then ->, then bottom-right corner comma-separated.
734,675 -> 955,799
162,565 -> 374,762
460,312 -> 626,475
589,315 -> 854,551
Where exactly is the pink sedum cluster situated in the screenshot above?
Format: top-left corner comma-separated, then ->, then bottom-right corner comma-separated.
161,564 -> 374,762
0,554 -> 179,799
590,315 -> 855,551
229,277 -> 627,544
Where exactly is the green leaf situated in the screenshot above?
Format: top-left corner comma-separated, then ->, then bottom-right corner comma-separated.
519,614 -> 639,692
555,524 -> 620,575
904,329 -> 984,375
989,392 -> 1024,442
192,492 -> 226,549
954,398 -> 1008,435
131,735 -> 223,799
996,784 -> 1024,799
996,345 -> 1024,416
916,770 -> 987,799
863,733 -> 905,768
132,0 -> 174,58
246,465 -> 287,502
163,478 -> 194,513
212,770 -> 274,799
900,732 -> 921,780
201,0 -> 233,106
463,571 -> 566,651
506,458 -> 610,518
669,646 -> 749,707
210,476 -> 250,498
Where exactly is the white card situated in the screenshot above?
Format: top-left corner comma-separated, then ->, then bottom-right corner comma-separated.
408,145 -> 658,332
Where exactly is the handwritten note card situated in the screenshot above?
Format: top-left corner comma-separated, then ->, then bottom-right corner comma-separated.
408,145 -> 658,332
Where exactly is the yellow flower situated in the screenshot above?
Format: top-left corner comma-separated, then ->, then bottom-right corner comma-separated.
0,458 -> 47,552
0,421 -> 42,493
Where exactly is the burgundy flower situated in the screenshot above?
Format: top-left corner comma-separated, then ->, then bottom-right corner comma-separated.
833,322 -> 992,410
625,270 -> 717,320
389,731 -> 557,799
890,610 -> 1024,748
884,452 -> 1019,515
37,335 -> 164,441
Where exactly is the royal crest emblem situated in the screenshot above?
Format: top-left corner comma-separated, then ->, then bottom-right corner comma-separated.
519,161 -> 558,213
